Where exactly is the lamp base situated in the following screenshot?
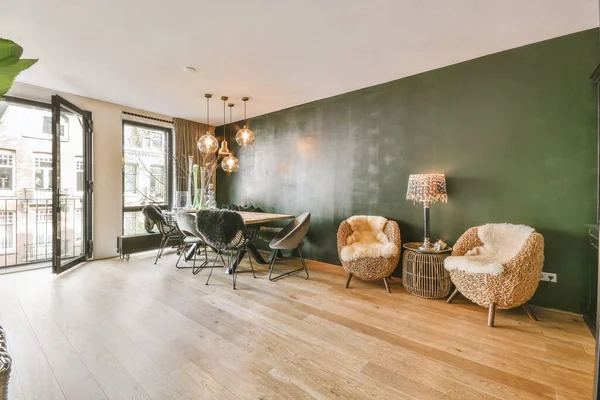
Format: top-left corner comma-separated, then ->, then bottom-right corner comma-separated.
419,238 -> 433,251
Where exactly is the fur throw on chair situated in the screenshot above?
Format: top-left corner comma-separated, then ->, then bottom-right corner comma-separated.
196,209 -> 246,250
340,216 -> 399,262
142,205 -> 165,233
444,223 -> 535,275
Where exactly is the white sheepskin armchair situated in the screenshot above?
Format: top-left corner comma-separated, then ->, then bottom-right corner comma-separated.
445,224 -> 545,327
337,216 -> 401,293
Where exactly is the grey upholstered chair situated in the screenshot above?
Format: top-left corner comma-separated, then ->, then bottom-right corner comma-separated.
268,212 -> 311,281
195,209 -> 257,289
175,211 -> 208,273
142,205 -> 183,264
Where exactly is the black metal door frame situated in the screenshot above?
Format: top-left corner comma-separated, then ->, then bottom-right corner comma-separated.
51,95 -> 93,274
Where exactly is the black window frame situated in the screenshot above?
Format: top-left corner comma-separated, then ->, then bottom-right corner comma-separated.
121,120 -> 173,224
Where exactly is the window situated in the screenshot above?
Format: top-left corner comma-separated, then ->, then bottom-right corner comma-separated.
30,208 -> 52,260
122,121 -> 172,235
75,208 -> 82,242
34,155 -> 52,191
0,150 -> 15,192
124,163 -> 138,194
149,165 -> 165,199
0,212 -> 15,253
76,158 -> 84,192
42,116 -> 66,137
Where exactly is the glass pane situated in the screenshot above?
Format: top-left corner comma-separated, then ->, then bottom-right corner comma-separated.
0,100 -> 54,267
123,211 -> 147,235
59,104 -> 85,263
0,167 -> 12,190
123,123 -> 169,208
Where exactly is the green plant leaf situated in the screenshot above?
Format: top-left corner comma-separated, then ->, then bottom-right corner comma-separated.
0,58 -> 38,97
0,38 -> 23,67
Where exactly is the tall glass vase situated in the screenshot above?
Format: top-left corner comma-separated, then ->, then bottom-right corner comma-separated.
185,156 -> 194,209
192,164 -> 200,209
199,167 -> 208,209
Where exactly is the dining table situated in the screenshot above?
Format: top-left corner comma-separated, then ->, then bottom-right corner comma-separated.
182,210 -> 295,274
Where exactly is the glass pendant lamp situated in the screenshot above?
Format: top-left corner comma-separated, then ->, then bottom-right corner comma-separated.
218,96 -> 230,156
222,103 -> 240,172
235,97 -> 255,147
197,94 -> 219,153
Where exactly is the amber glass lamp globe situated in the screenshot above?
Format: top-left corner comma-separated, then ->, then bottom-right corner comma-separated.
235,126 -> 255,147
221,154 -> 240,172
198,132 -> 219,153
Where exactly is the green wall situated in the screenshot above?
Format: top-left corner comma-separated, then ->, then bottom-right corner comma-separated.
217,29 -> 599,313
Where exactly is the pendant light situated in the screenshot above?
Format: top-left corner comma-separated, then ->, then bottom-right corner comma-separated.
197,93 -> 219,153
222,103 -> 240,172
235,96 -> 255,147
218,96 -> 230,156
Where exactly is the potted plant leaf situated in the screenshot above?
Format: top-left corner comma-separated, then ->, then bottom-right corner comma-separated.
0,38 -> 37,97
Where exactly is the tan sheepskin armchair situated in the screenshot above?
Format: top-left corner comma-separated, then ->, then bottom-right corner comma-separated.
337,216 -> 401,293
445,225 -> 544,327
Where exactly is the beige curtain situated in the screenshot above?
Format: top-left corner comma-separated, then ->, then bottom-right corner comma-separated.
173,118 -> 214,191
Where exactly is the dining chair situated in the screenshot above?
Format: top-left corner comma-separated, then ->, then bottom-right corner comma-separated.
268,212 -> 311,281
195,209 -> 257,289
142,205 -> 183,264
175,211 -> 208,273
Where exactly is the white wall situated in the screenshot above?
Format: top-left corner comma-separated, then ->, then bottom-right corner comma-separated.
6,82 -> 174,260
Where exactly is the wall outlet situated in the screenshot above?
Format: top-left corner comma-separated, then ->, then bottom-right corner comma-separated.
540,272 -> 557,283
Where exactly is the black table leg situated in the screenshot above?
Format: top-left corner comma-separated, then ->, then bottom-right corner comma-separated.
247,244 -> 266,264
225,249 -> 246,275
185,243 -> 198,261
224,244 -> 267,274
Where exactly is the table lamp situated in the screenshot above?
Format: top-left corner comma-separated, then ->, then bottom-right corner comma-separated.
406,174 -> 448,250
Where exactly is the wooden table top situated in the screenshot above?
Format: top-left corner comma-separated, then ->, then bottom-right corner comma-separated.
183,210 -> 295,225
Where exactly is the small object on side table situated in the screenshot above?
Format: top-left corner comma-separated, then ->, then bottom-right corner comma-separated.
402,242 -> 452,299
432,239 -> 448,251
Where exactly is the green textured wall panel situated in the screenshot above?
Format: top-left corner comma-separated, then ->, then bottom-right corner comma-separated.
217,29 -> 599,313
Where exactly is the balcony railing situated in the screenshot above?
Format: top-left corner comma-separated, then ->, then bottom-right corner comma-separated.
0,197 -> 84,268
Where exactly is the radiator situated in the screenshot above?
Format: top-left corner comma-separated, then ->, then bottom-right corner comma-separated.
117,234 -> 179,259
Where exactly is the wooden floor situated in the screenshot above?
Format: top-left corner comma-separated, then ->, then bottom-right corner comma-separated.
0,250 -> 595,400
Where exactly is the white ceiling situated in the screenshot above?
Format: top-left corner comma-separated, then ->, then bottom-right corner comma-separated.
2,0 -> 598,123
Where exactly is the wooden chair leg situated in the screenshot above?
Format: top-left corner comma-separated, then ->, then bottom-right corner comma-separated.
383,277 -> 391,293
447,288 -> 459,304
522,303 -> 538,321
345,273 -> 353,288
487,303 -> 496,327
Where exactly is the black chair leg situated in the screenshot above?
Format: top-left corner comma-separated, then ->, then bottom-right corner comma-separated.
247,250 -> 256,279
232,250 -> 239,290
205,251 -> 222,283
268,251 -> 277,281
177,243 -> 208,270
175,243 -> 189,268
268,246 -> 309,281
191,247 -> 201,275
154,235 -> 167,264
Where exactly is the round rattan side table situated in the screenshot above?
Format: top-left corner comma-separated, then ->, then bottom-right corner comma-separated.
402,242 -> 452,299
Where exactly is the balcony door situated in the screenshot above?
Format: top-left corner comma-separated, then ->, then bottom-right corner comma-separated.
51,95 -> 92,274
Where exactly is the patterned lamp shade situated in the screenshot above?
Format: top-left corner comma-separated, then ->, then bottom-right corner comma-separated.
406,174 -> 448,204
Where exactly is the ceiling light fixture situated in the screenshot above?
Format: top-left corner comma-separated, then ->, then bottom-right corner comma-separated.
222,103 -> 240,173
235,97 -> 255,147
218,96 -> 230,156
197,93 -> 219,154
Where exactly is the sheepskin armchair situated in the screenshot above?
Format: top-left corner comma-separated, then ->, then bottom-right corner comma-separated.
337,216 -> 401,293
446,225 -> 544,327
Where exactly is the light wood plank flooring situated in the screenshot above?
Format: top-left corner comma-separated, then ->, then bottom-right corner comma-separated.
0,250 -> 594,400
